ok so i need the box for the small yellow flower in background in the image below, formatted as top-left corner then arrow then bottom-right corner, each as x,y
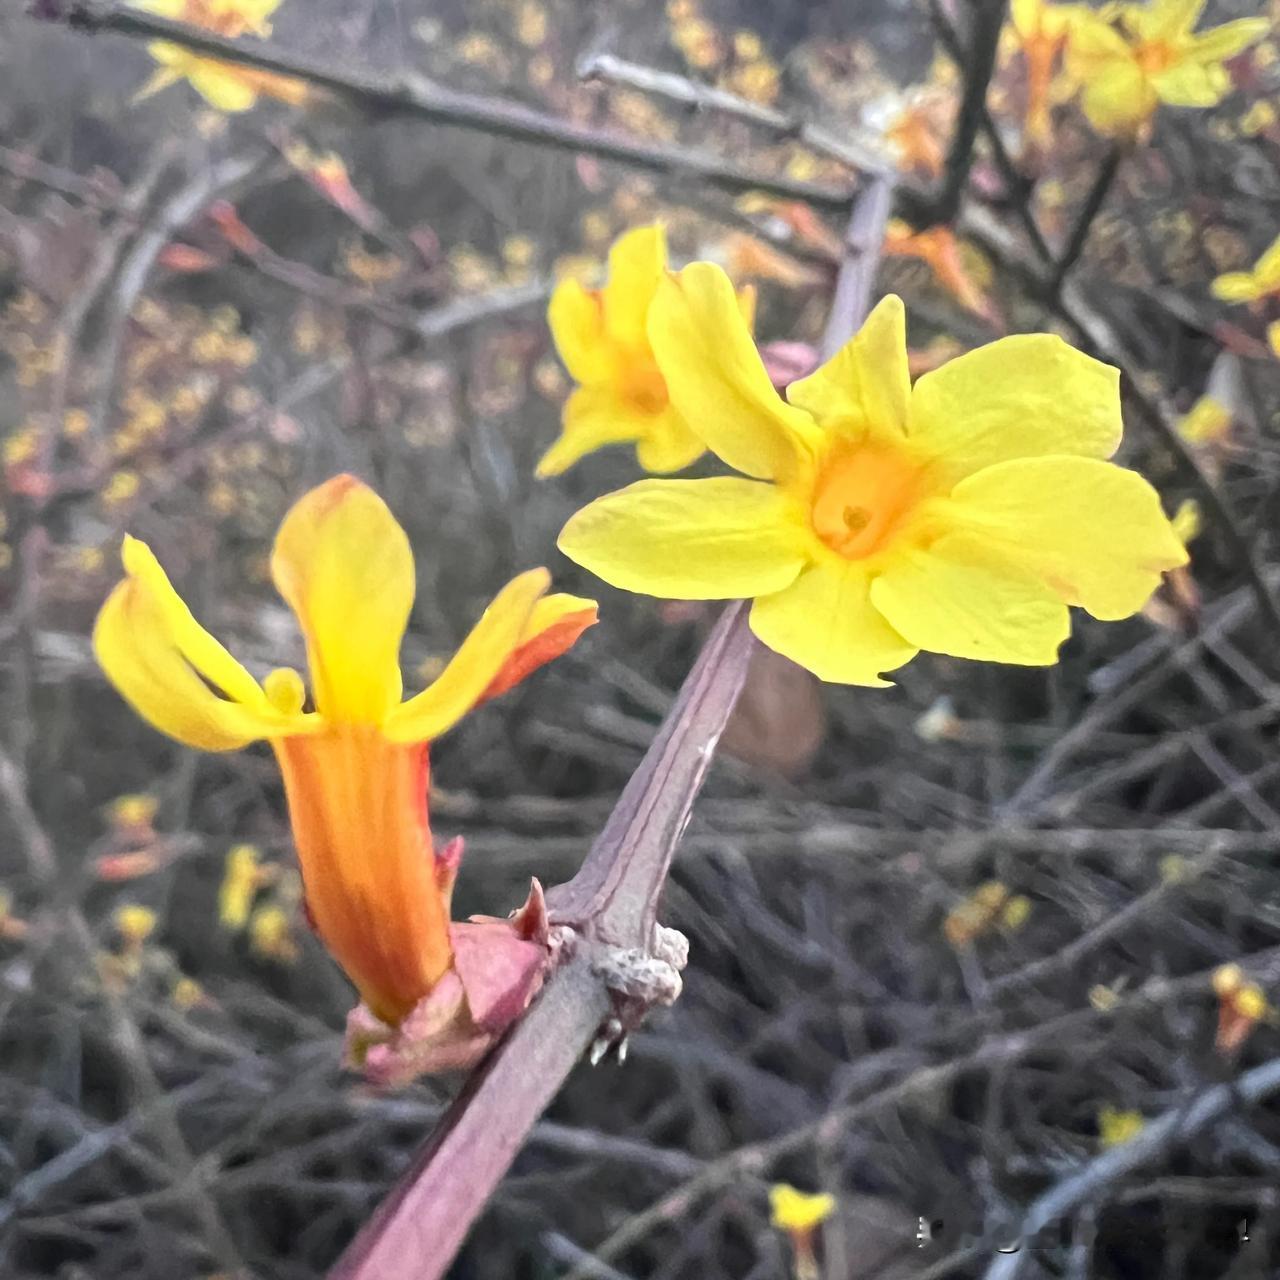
218,843 -> 274,929
559,273 -> 1186,685
1267,320 -> 1280,359
770,1184 -> 835,1280
944,880 -> 1030,945
172,976 -> 207,1009
135,0 -> 310,112
109,792 -> 160,836
1176,394 -> 1233,446
1007,0 -> 1080,147
1211,233 -> 1280,305
94,475 -> 596,1029
1213,963 -> 1272,1055
1098,1105 -> 1145,1147
1170,498 -> 1202,546
540,225 -> 755,477
249,903 -> 299,963
1066,0 -> 1268,136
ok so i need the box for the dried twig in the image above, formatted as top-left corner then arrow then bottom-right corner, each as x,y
27,0 -> 856,212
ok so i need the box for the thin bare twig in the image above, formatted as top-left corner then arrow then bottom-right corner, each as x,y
27,0 -> 858,212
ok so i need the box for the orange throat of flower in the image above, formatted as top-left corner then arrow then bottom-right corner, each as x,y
809,437 -> 928,560
272,726 -> 454,1026
1133,39 -> 1176,76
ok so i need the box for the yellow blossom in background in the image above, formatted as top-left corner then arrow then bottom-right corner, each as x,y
1007,0 -> 1080,147
134,0 -> 311,112
1211,233 -> 1280,304
109,792 -> 160,833
1170,498 -> 1202,546
1213,962 -> 1272,1054
249,904 -> 299,963
1066,0 -> 1268,135
1176,394 -> 1232,445
94,475 -> 596,1025
885,97 -> 948,179
172,976 -> 206,1009
219,843 -> 270,929
115,903 -> 158,946
1268,320 -> 1280,359
540,225 -> 755,477
770,1184 -> 836,1233
770,1184 -> 835,1280
559,276 -> 1186,685
1098,1105 -> 1145,1147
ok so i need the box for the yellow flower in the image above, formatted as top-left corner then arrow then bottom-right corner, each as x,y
135,0 -> 310,112
94,475 -> 596,1024
559,274 -> 1186,685
219,843 -> 268,929
1268,320 -> 1280,359
1176,394 -> 1232,444
1098,1105 -> 1144,1147
1170,498 -> 1202,545
1066,0 -> 1268,135
769,1184 -> 836,1233
115,903 -> 158,945
1211,233 -> 1280,304
539,225 -> 754,477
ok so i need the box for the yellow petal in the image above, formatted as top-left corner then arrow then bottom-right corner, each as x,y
478,592 -> 598,703
187,64 -> 261,112
869,532 -> 1070,665
1210,270 -> 1265,302
786,294 -> 910,438
602,224 -> 666,350
1267,320 -> 1280,359
122,536 -> 273,708
951,456 -> 1188,619
648,262 -> 821,483
633,406 -> 706,473
383,569 -> 550,743
1080,61 -> 1157,133
271,475 -> 415,724
1254,235 -> 1280,286
1150,59 -> 1228,107
547,277 -> 610,385
536,385 -> 656,477
909,335 -> 1122,484
1184,16 -> 1268,61
94,578 -> 293,752
750,558 -> 917,686
557,477 -> 810,599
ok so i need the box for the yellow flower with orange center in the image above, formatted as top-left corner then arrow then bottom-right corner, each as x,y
558,267 -> 1187,685
135,0 -> 310,112
94,475 -> 596,1026
1211,232 -> 1280,305
1065,0 -> 1268,136
539,225 -> 754,477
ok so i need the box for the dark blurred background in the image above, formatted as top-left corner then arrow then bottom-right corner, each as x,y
1,0 -> 1279,1276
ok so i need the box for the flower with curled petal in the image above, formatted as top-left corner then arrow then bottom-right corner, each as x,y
95,475 -> 596,1042
558,267 -> 1186,685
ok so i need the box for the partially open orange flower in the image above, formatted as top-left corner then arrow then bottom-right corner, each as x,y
1007,0 -> 1080,147
94,476 -> 596,1043
883,220 -> 998,325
